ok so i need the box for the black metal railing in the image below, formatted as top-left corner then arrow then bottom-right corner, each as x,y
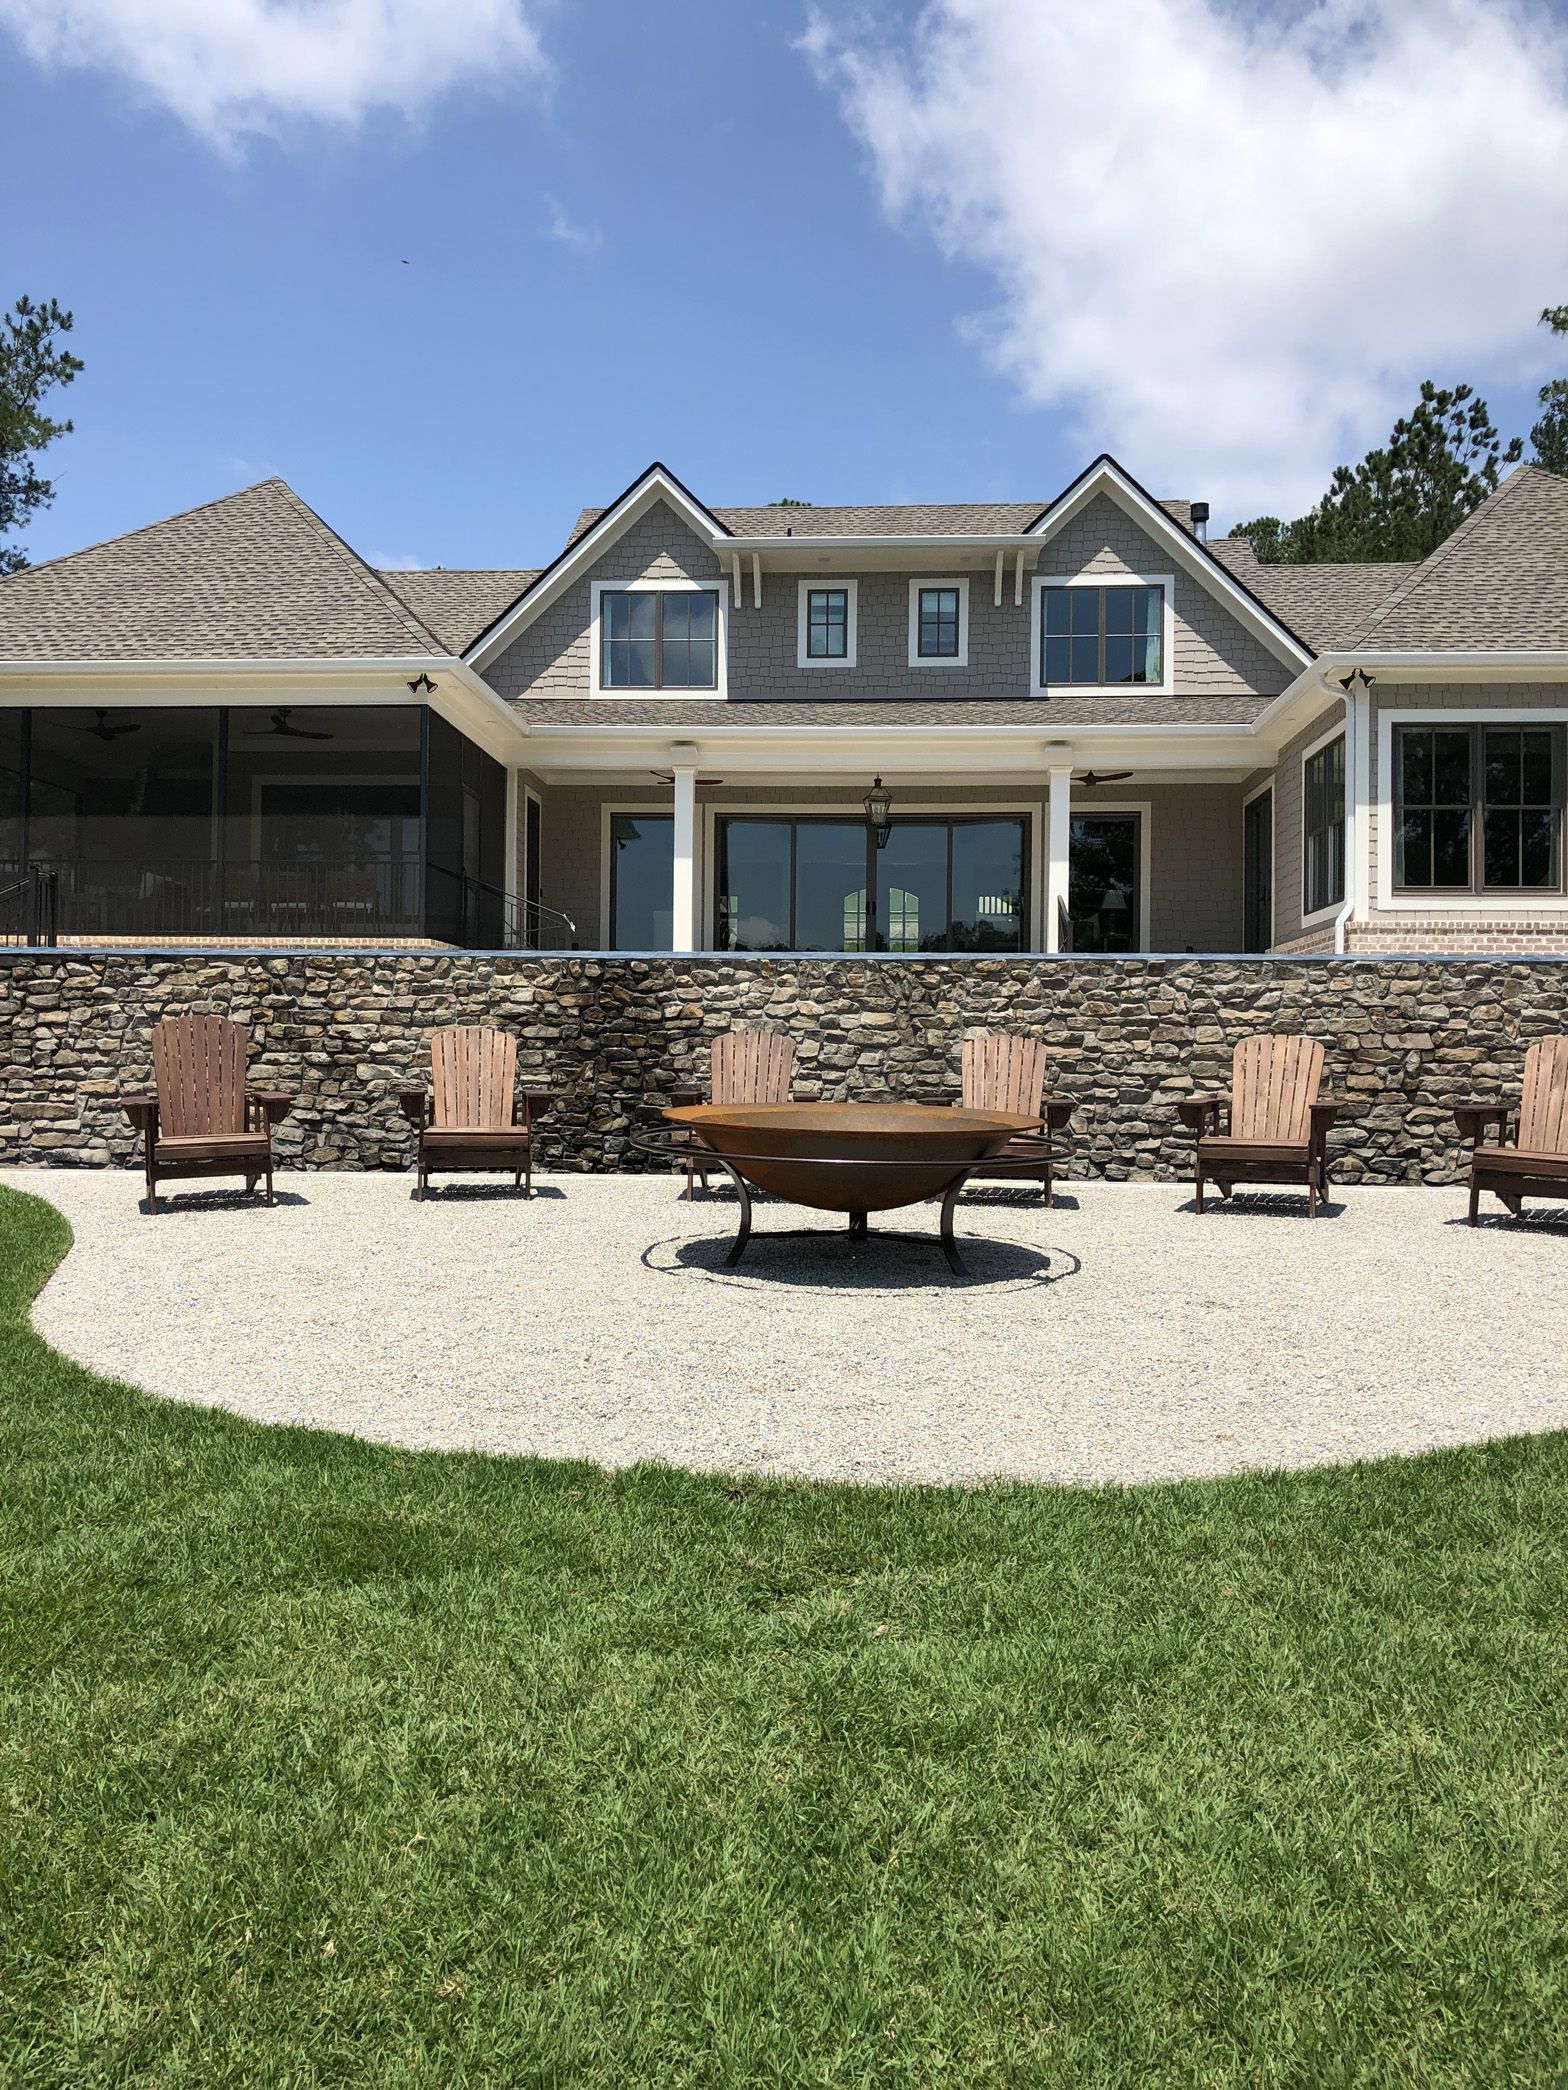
28,858 -> 425,941
449,870 -> 578,950
0,865 -> 58,947
1056,896 -> 1074,953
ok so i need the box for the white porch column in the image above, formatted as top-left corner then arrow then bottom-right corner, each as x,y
670,742 -> 698,953
1046,758 -> 1073,952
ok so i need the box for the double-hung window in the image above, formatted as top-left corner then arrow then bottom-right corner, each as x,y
1303,733 -> 1346,917
796,581 -> 857,667
1039,582 -> 1166,689
1394,722 -> 1564,894
599,588 -> 719,690
907,580 -> 969,666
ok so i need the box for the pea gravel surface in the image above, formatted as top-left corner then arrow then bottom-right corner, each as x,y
8,1166 -> 1567,1487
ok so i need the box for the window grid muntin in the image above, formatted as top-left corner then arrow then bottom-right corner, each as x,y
600,589 -> 719,690
1394,722 -> 1564,894
806,588 -> 849,660
1303,734 -> 1346,916
1042,584 -> 1164,686
917,587 -> 961,659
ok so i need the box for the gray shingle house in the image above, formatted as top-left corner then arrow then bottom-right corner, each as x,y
2,454 -> 1566,956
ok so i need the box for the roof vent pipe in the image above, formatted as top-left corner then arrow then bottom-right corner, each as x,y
1190,501 -> 1210,542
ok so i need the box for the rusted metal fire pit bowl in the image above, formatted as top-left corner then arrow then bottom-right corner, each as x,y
651,1100 -> 1044,1277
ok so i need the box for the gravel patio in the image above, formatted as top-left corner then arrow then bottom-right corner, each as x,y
7,1166 -> 1566,1488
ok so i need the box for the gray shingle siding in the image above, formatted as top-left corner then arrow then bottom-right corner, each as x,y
483,493 -> 1290,715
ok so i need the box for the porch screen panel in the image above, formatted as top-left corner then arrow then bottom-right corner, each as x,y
609,815 -> 673,949
793,822 -> 871,952
950,819 -> 1025,951
29,708 -> 219,936
0,709 -> 21,869
1069,814 -> 1139,952
718,820 -> 792,951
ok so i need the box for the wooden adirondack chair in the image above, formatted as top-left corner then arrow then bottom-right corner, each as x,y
123,1014 -> 292,1213
1455,1036 -> 1568,1223
1177,1033 -> 1338,1217
671,1028 -> 795,1195
957,1032 -> 1074,1204
398,1026 -> 551,1197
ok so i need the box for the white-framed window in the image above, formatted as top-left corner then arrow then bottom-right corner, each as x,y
1030,574 -> 1175,697
1301,727 -> 1346,921
589,577 -> 727,698
907,578 -> 969,667
796,579 -> 858,669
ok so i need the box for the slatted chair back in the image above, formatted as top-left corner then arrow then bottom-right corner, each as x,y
711,1029 -> 794,1107
431,1026 -> 517,1131
1518,1037 -> 1568,1153
961,1032 -> 1047,1117
1230,1033 -> 1323,1145
151,1014 -> 249,1138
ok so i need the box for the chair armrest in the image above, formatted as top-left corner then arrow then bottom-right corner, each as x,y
396,1086 -> 430,1129
517,1087 -> 556,1130
1176,1095 -> 1227,1133
252,1090 -> 293,1129
123,1094 -> 158,1140
1452,1102 -> 1511,1147
1310,1100 -> 1341,1128
1041,1094 -> 1076,1134
668,1085 -> 705,1109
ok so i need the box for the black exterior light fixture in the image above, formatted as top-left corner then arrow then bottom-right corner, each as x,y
863,774 -> 893,849
407,672 -> 437,696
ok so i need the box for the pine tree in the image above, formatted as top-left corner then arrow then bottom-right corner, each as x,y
0,296 -> 84,577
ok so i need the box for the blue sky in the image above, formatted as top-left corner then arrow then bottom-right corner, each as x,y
4,0 -> 1565,574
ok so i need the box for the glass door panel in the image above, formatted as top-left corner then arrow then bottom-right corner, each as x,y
718,819 -> 793,951
1070,814 -> 1140,952
875,821 -> 948,952
951,818 -> 1025,951
794,821 -> 870,951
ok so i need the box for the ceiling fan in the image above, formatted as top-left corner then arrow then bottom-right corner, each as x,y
1074,769 -> 1134,788
65,708 -> 142,742
243,707 -> 335,741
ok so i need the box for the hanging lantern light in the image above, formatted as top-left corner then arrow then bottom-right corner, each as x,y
863,774 -> 893,849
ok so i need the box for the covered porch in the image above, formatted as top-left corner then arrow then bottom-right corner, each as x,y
522,729 -> 1274,956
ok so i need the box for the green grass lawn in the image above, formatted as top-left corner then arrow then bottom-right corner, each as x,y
3,1183 -> 1568,2086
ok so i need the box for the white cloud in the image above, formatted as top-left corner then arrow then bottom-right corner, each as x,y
0,0 -> 546,147
803,0 -> 1568,519
545,195 -> 602,252
369,549 -> 426,570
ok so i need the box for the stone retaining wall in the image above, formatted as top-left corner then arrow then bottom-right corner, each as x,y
3,952 -> 1566,1184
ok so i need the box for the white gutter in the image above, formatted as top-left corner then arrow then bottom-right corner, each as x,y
1332,675 -> 1361,955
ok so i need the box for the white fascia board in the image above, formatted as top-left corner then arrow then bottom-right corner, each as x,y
1251,649 -> 1568,747
1027,458 -> 1314,675
465,467 -> 728,671
720,533 -> 1044,553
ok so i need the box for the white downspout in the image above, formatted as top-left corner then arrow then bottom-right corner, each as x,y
1332,669 -> 1370,955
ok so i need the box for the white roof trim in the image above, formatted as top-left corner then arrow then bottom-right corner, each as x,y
1026,457 -> 1314,676
464,465 -> 727,671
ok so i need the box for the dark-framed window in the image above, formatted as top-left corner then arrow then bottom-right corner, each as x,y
1394,722 -> 1565,894
1041,584 -> 1165,687
716,813 -> 1027,953
1303,734 -> 1346,916
915,586 -> 962,660
608,814 -> 674,947
1069,813 -> 1141,952
805,587 -> 849,660
599,589 -> 719,690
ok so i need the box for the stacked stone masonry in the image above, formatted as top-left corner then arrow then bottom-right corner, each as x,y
4,953 -> 1565,1185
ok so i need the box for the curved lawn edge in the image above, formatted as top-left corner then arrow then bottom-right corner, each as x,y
4,1180 -> 1568,2083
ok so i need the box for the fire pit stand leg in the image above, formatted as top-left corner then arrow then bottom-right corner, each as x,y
704,1154 -> 752,1267
940,1173 -> 974,1279
848,1210 -> 868,1240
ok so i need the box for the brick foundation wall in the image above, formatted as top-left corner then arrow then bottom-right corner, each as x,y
4,952 -> 1566,1185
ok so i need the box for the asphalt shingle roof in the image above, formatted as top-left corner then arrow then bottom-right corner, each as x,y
1208,539 -> 1416,651
379,568 -> 539,653
1352,465 -> 1568,650
568,499 -> 1196,544
0,479 -> 445,662
506,694 -> 1269,730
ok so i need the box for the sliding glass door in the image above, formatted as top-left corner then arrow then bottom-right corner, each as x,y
716,814 -> 1027,953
